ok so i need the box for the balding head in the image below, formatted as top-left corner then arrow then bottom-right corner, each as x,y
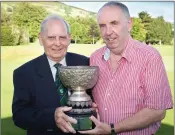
40,14 -> 70,34
98,1 -> 130,20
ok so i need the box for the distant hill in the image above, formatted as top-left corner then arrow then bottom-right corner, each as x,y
1,1 -> 97,18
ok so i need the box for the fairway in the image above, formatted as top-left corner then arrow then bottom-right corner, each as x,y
1,43 -> 174,135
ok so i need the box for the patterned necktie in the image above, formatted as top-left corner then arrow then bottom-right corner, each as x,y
54,63 -> 68,106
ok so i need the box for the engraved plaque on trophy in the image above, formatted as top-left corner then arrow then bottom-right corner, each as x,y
59,66 -> 99,131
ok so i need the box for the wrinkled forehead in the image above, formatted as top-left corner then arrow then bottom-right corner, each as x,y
44,20 -> 68,36
97,6 -> 125,23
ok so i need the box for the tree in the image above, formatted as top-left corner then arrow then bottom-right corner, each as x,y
71,21 -> 83,44
88,18 -> 100,44
66,16 -> 100,44
1,8 -> 12,26
66,16 -> 84,44
64,6 -> 72,17
138,11 -> 153,43
131,18 -> 146,42
1,25 -> 16,46
146,16 -> 173,44
13,2 -> 48,43
138,11 -> 152,29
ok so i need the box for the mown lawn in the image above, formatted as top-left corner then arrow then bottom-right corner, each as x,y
1,43 -> 174,135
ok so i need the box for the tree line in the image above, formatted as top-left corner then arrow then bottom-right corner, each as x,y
1,2 -> 174,46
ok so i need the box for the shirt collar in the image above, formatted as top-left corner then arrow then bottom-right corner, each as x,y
47,57 -> 67,68
103,36 -> 133,63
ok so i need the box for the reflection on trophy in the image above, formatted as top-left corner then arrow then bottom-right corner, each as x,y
59,66 -> 99,131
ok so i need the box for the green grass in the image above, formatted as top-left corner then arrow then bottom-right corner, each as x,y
1,43 -> 174,135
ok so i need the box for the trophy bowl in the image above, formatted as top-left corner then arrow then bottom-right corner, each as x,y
59,66 -> 99,90
59,66 -> 99,130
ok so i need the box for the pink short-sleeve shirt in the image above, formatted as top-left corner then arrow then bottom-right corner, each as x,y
90,37 -> 173,135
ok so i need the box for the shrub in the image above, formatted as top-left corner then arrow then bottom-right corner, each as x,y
1,25 -> 16,46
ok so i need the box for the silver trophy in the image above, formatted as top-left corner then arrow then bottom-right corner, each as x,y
59,66 -> 99,131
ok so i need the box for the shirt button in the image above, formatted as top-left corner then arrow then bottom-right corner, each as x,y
105,108 -> 107,110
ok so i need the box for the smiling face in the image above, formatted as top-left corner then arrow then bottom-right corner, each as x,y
39,19 -> 71,62
97,5 -> 132,52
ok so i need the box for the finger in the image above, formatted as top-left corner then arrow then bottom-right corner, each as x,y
91,103 -> 99,114
63,115 -> 77,124
89,116 -> 100,125
59,124 -> 69,133
59,119 -> 76,133
92,102 -> 97,108
97,113 -> 100,121
68,122 -> 76,134
96,108 -> 99,113
61,106 -> 72,112
63,121 -> 76,133
69,116 -> 77,124
55,107 -> 71,119
78,129 -> 95,134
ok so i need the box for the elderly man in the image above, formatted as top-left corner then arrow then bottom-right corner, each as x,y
12,14 -> 90,135
79,1 -> 173,135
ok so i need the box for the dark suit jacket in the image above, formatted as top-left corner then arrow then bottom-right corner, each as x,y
12,52 -> 90,135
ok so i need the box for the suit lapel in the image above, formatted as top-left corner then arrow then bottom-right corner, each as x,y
66,53 -> 71,66
36,54 -> 60,106
66,53 -> 74,66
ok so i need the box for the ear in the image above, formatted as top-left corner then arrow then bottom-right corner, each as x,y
38,33 -> 43,46
128,17 -> 133,32
67,34 -> 72,45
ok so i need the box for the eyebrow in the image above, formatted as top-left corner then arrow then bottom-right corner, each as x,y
110,20 -> 119,24
99,23 -> 105,26
47,36 -> 55,38
99,20 -> 119,26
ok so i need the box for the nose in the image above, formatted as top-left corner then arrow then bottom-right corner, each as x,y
54,37 -> 61,46
106,26 -> 113,36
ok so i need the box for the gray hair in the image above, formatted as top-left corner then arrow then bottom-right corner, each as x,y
98,1 -> 130,19
40,14 -> 70,34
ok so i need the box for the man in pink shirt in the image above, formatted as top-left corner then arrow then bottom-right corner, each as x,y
79,1 -> 173,135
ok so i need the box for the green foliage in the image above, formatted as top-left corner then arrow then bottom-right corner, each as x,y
64,6 -> 72,16
1,7 -> 12,26
138,11 -> 173,45
1,2 -> 173,45
66,16 -> 100,44
16,26 -> 29,45
138,11 -> 153,29
13,2 -> 48,43
147,16 -> 173,44
131,18 -> 146,42
1,25 -> 16,46
88,18 -> 100,44
66,16 -> 82,43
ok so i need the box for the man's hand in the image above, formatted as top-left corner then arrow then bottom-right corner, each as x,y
78,116 -> 111,135
92,102 -> 100,120
54,106 -> 77,134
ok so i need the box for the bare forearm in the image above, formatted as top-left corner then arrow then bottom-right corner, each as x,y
115,108 -> 165,133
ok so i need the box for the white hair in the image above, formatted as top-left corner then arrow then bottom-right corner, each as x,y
40,14 -> 70,34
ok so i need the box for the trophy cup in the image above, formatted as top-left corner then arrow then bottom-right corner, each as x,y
59,66 -> 99,131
